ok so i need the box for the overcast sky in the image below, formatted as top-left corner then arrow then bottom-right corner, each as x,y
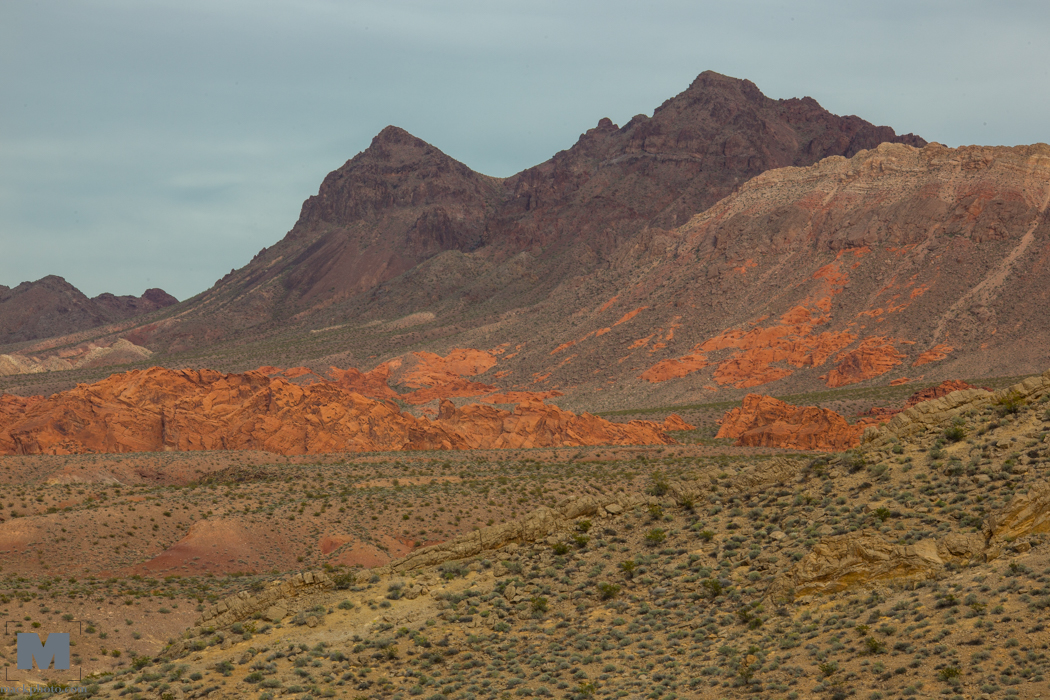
2,1 -> 1048,300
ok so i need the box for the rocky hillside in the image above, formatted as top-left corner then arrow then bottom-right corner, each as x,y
0,275 -> 176,345
52,369 -> 1050,700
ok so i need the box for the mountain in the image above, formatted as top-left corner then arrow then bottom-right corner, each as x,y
131,71 -> 923,348
16,74 -> 1049,409
0,275 -> 177,345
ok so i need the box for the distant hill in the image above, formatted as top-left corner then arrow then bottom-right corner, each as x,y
0,275 -> 176,344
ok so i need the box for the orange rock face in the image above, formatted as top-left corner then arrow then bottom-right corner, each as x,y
821,337 -> 905,388
640,353 -> 709,382
330,348 -> 499,404
641,296 -> 856,388
0,394 -> 43,425
0,366 -> 675,456
913,344 -> 954,367
716,394 -> 865,451
661,415 -> 696,432
432,399 -> 674,450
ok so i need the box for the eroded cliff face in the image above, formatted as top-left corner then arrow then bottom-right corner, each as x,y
0,366 -> 679,456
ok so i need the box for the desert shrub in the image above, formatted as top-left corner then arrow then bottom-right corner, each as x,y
944,425 -> 966,443
439,562 -> 467,580
597,583 -> 621,600
864,637 -> 886,654
701,578 -> 724,599
844,450 -> 867,473
645,529 -> 666,546
994,391 -> 1025,416
808,458 -> 829,478
552,542 -> 570,555
332,571 -> 356,590
619,560 -> 637,579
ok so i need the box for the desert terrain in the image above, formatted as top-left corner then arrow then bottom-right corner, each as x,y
0,371 -> 1046,700
1,70 -> 1049,700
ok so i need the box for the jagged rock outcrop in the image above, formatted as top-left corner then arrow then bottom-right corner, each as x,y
717,394 -> 865,450
985,480 -> 1050,546
859,379 -> 987,420
0,366 -> 676,456
771,529 -> 986,598
163,570 -> 334,653
0,338 -> 153,377
774,477 -> 1050,599
864,369 -> 1050,445
729,456 -> 808,492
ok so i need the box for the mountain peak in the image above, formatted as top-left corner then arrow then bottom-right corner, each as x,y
370,125 -> 426,148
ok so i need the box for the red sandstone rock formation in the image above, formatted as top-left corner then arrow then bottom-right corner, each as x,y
0,366 -> 675,456
904,379 -> 981,407
661,415 -> 696,432
821,337 -> 905,388
716,394 -> 865,451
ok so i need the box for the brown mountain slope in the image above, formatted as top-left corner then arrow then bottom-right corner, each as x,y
124,71 -> 922,351
455,141 -> 1049,410
298,141 -> 1050,412
0,275 -> 176,344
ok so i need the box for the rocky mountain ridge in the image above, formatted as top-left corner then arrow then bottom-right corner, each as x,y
110,71 -> 924,353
